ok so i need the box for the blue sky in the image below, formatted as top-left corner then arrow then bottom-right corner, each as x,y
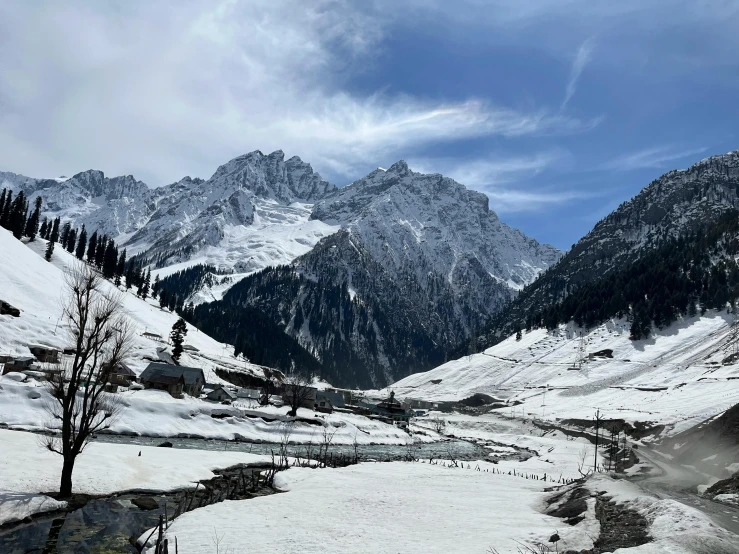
1,1 -> 738,250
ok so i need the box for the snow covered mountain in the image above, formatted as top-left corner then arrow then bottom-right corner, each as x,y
0,150 -> 339,286
2,152 -> 560,387
480,150 -> 739,346
201,161 -> 561,388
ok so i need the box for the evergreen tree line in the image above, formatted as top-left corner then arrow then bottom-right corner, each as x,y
155,264 -> 231,303
0,187 -> 162,304
0,188 -> 43,242
518,210 -> 739,340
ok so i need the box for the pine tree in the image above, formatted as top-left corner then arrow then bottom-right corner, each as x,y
65,228 -> 77,253
45,218 -> 60,261
102,239 -> 118,278
9,191 -> 27,239
115,249 -> 126,286
138,268 -> 151,300
125,261 -> 135,290
87,231 -> 98,263
0,189 -> 5,222
94,235 -> 107,268
515,325 -> 522,341
0,190 -> 12,228
152,274 -> 160,299
59,221 -> 71,248
25,196 -> 42,241
170,318 -> 188,363
75,225 -> 87,260
39,218 -> 48,239
159,289 -> 168,309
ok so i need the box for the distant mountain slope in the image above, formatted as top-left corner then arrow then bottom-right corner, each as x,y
386,311 -> 739,437
478,150 -> 739,348
197,162 -> 561,388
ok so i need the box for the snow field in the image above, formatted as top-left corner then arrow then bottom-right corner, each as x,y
149,462 -> 596,554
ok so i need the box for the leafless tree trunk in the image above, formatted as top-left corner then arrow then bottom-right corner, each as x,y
283,372 -> 313,417
42,263 -> 133,497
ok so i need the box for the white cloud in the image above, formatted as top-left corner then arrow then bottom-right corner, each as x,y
0,0 -> 598,187
602,145 -> 709,171
561,38 -> 595,110
409,151 -> 599,212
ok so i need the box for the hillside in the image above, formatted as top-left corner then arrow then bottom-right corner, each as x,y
479,150 -> 739,347
386,311 -> 739,437
0,226 -> 269,386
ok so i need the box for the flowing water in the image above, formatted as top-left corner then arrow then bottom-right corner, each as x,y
0,436 -> 491,553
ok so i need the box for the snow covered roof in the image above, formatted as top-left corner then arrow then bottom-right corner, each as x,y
207,386 -> 236,400
140,362 -> 204,386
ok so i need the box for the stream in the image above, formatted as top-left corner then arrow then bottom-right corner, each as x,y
0,436 -> 492,553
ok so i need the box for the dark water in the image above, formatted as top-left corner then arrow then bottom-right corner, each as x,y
0,437 -> 489,553
0,494 -> 179,554
92,434 -> 490,462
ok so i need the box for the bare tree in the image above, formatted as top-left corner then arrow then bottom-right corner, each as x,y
430,416 -> 446,435
282,372 -> 314,417
43,263 -> 134,497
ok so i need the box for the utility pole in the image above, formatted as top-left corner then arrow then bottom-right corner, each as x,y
577,333 -> 586,371
593,409 -> 602,473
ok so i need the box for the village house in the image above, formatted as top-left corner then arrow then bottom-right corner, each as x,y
314,393 -> 334,414
2,356 -> 36,375
206,385 -> 236,403
139,362 -> 205,398
104,361 -> 137,391
28,346 -> 61,363
316,390 -> 345,410
281,383 -> 318,410
370,391 -> 412,428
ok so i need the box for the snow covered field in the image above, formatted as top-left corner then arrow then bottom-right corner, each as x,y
388,315 -> 739,436
149,462 -> 595,554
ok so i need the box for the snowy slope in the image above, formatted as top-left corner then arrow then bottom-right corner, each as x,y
312,161 -> 561,293
0,226 -> 268,385
386,313 -> 739,435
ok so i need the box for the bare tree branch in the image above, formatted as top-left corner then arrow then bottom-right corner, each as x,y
41,262 -> 134,497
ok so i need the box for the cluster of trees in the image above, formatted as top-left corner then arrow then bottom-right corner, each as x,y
519,211 -> 739,340
0,188 -> 43,242
187,301 -> 323,374
155,264 -> 231,301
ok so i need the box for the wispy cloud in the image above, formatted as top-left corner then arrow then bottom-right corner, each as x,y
0,0 -> 599,187
561,38 -> 595,110
409,151 -> 601,212
602,145 -> 709,171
